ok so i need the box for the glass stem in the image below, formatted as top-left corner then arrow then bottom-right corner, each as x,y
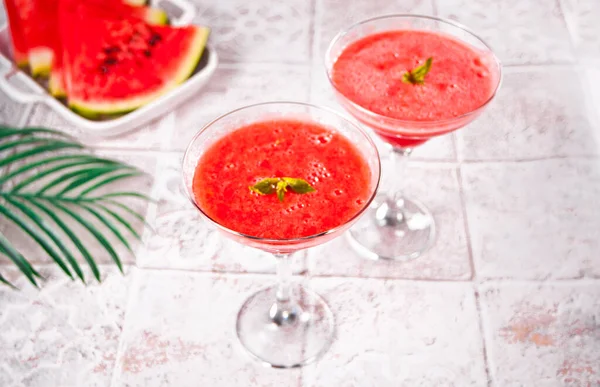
388,146 -> 412,204
270,253 -> 299,326
275,253 -> 292,302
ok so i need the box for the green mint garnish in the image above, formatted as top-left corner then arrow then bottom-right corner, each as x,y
250,177 -> 316,202
402,57 -> 433,85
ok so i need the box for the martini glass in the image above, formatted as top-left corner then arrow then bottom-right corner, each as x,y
182,102 -> 381,368
325,14 -> 502,261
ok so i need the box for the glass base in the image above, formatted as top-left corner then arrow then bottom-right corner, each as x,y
236,284 -> 335,368
347,194 -> 435,261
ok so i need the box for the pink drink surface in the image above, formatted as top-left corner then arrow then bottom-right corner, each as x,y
332,30 -> 496,122
192,119 -> 372,239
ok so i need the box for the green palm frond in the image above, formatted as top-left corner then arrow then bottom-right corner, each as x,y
0,126 -> 152,288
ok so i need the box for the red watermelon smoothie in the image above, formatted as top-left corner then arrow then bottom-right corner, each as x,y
331,30 -> 498,148
192,119 -> 372,239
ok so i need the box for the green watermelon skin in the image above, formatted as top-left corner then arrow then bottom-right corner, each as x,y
61,3 -> 209,116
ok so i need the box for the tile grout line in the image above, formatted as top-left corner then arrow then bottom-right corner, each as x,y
7,262 -> 600,284
109,267 -> 142,387
430,0 -> 438,16
455,160 -> 493,385
305,0 -> 318,106
555,0 -> 577,59
115,266 -> 600,284
89,145 -> 600,166
16,102 -> 34,129
211,60 -> 588,70
309,0 -> 324,106
454,165 -> 475,281
473,285 -> 493,387
133,265 -> 473,282
459,154 -> 600,163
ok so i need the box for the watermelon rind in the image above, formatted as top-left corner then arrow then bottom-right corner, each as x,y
147,8 -> 169,25
49,72 -> 67,98
69,26 -> 210,117
125,0 -> 147,5
29,48 -> 53,76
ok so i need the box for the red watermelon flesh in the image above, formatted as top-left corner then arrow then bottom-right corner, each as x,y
26,0 -> 61,77
61,4 -> 209,116
3,0 -> 33,66
50,0 -> 168,97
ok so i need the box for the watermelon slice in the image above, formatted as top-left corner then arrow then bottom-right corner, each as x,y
3,0 -> 30,66
60,4 -> 209,117
25,0 -> 60,76
50,0 -> 168,97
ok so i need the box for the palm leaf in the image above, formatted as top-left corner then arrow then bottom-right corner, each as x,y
94,192 -> 155,202
83,205 -> 133,252
103,199 -> 154,233
5,196 -> 85,282
36,167 -> 102,194
0,272 -> 17,289
48,200 -> 124,273
29,198 -> 99,282
0,155 -> 119,187
0,126 -> 153,287
0,202 -> 73,279
0,141 -> 84,168
97,204 -> 141,240
8,157 -> 122,192
58,166 -> 136,196
79,172 -> 143,197
0,126 -> 73,140
0,137 -> 57,152
0,232 -> 42,287
103,200 -> 148,223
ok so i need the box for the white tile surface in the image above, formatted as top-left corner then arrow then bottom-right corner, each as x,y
462,159 -> 600,280
480,281 -> 600,386
0,266 -> 131,387
560,0 -> 600,61
193,0 -> 313,64
436,0 -> 575,65
111,270 -> 300,387
302,278 -> 487,386
457,67 -> 600,161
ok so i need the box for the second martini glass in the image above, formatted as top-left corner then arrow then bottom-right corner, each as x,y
325,15 -> 502,261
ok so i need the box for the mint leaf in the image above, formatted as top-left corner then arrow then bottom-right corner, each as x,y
249,178 -> 279,195
283,177 -> 316,194
276,180 -> 288,202
249,177 -> 315,202
402,57 -> 433,85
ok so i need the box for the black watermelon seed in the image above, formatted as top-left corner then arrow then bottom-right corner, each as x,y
103,46 -> 119,54
104,57 -> 118,65
149,34 -> 162,46
99,65 -> 109,74
143,50 -> 152,57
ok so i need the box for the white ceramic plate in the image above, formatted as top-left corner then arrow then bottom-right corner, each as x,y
0,0 -> 218,137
